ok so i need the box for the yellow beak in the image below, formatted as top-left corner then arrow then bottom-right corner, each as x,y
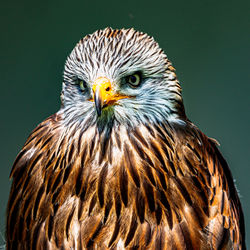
92,77 -> 128,116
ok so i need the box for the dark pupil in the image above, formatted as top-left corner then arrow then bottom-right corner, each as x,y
80,80 -> 86,88
130,75 -> 137,83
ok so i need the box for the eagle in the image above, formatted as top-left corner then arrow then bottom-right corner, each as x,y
6,28 -> 246,249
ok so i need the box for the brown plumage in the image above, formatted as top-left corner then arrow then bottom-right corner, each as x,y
6,28 -> 245,249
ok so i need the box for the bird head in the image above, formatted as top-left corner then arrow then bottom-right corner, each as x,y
61,28 -> 185,129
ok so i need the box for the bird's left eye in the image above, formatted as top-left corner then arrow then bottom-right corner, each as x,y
126,73 -> 141,87
78,79 -> 87,90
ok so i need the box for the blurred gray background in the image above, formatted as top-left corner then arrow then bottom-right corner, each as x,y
0,0 -> 249,247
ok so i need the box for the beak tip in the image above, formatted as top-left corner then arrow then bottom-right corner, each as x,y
94,90 -> 103,117
96,107 -> 102,117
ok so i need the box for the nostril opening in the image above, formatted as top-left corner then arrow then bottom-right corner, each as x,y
106,87 -> 110,91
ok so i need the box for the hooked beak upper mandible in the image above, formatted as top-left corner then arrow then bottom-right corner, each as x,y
92,77 -> 128,116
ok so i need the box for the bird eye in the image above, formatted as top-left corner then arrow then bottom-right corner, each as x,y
126,73 -> 141,87
78,79 -> 87,90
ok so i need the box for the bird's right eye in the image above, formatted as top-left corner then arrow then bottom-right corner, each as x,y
77,79 -> 87,91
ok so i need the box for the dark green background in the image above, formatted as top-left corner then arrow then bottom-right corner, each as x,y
1,0 -> 249,247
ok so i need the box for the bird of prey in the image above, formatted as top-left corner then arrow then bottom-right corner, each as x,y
6,28 -> 245,249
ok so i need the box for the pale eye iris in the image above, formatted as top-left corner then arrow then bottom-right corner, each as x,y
79,80 -> 87,90
127,73 -> 141,87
